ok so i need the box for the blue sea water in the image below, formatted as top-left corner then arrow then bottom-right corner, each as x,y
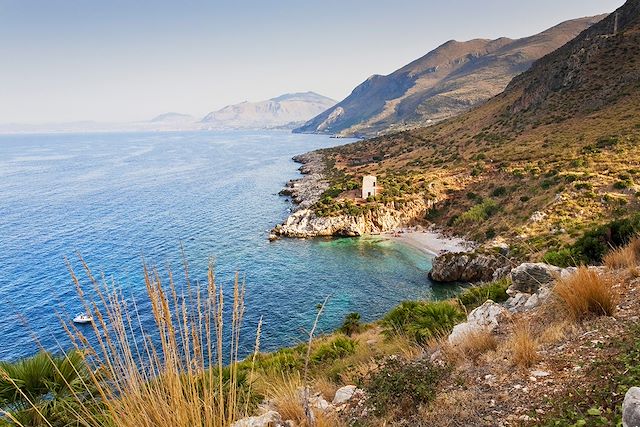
0,130 -> 451,361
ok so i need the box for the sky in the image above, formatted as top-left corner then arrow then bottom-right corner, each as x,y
0,0 -> 626,124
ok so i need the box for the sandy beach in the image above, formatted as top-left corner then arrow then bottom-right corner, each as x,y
381,226 -> 473,256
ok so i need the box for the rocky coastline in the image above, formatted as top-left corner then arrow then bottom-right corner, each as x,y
273,152 -> 439,239
277,152 -> 329,211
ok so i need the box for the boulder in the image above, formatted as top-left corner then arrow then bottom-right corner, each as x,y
623,387 -> 640,427
510,263 -> 561,294
505,292 -> 530,312
232,411 -> 283,427
430,252 -> 507,283
448,300 -> 510,345
332,385 -> 359,405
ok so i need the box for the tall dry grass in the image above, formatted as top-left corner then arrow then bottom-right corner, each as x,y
508,322 -> 538,368
553,267 -> 617,320
27,258 -> 258,427
603,237 -> 640,271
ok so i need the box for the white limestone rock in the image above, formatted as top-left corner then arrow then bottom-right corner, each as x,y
448,300 -> 510,345
232,411 -> 283,427
332,385 -> 359,405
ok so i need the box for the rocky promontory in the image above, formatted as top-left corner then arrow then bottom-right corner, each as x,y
274,150 -> 439,238
272,198 -> 435,238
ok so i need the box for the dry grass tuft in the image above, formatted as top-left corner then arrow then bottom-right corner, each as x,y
456,329 -> 498,362
553,267 -> 617,320
265,374 -> 346,427
538,320 -> 574,345
604,237 -> 640,272
266,374 -> 307,424
314,377 -> 339,402
508,322 -> 538,368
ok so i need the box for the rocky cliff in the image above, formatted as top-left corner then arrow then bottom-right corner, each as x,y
272,198 -> 434,238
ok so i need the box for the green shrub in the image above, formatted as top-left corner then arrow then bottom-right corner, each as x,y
614,180 -> 632,190
339,312 -> 362,336
456,199 -> 499,224
548,214 -> 640,265
382,301 -> 465,344
253,347 -> 304,373
542,248 -> 577,267
491,186 -> 508,197
458,278 -> 511,311
310,335 -> 357,363
574,181 -> 592,190
362,357 -> 446,418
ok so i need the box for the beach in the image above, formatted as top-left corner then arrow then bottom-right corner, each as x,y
382,226 -> 472,256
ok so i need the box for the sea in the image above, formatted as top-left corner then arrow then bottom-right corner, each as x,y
0,130 -> 453,361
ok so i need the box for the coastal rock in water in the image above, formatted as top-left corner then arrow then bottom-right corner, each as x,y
448,300 -> 510,345
510,263 -> 561,294
623,387 -> 640,427
430,252 -> 506,283
273,199 -> 433,238
231,411 -> 283,427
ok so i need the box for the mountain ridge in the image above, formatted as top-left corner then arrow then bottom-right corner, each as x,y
294,15 -> 605,137
201,92 -> 336,130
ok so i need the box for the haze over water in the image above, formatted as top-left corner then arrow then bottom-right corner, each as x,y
0,130 -> 448,360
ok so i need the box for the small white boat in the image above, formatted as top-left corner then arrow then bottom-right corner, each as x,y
73,313 -> 93,324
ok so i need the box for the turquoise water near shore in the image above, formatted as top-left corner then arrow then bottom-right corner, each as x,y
0,130 -> 452,360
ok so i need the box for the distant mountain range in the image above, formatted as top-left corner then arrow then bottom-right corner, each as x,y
0,92 -> 336,134
294,15 -> 605,137
200,92 -> 336,130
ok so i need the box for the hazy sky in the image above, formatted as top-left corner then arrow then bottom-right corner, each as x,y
0,0 -> 625,123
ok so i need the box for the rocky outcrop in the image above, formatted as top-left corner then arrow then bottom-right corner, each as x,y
279,152 -> 329,211
448,300 -> 510,345
509,263 -> 562,293
273,198 -> 433,238
429,252 -> 508,283
623,387 -> 640,427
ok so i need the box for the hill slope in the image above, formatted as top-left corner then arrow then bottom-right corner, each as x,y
294,16 -> 604,138
201,92 -> 336,130
297,0 -> 640,257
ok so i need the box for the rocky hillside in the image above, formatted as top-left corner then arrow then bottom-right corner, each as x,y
307,0 -> 640,258
201,92 -> 336,130
294,16 -> 603,138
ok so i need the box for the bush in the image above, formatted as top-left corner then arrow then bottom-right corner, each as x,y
457,278 -> 510,311
338,312 -> 362,336
574,181 -> 592,190
382,301 -> 465,344
310,336 -> 357,363
362,357 -> 446,418
543,248 -> 577,267
491,186 -> 508,197
455,199 -> 499,224
614,180 -> 632,190
572,214 -> 640,264
547,214 -> 640,265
